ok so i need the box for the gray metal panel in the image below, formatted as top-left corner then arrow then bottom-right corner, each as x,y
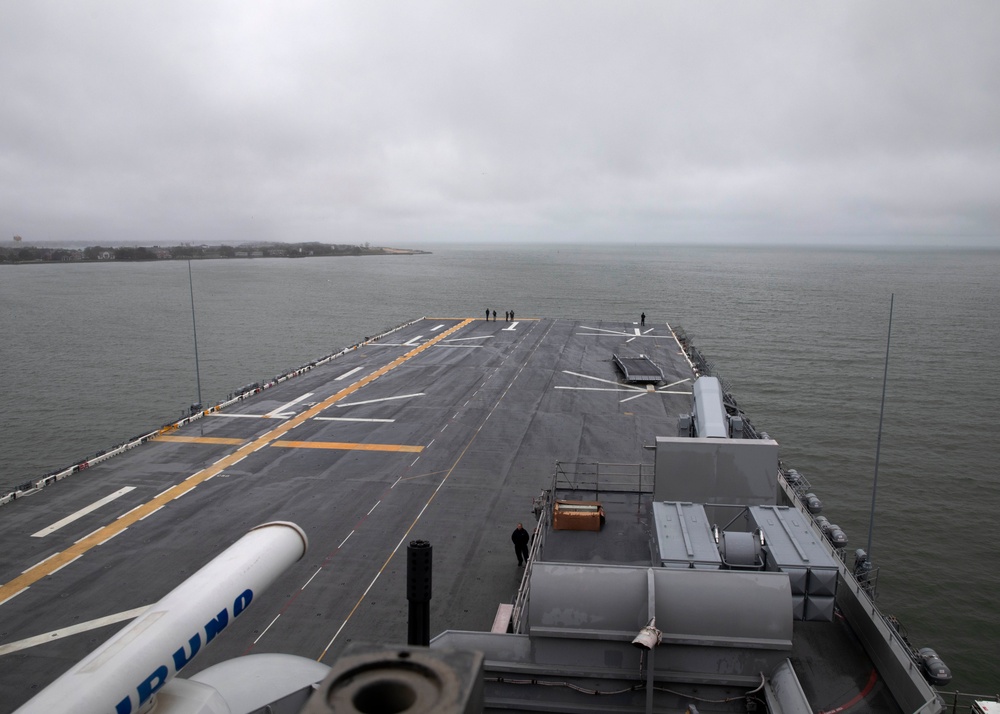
692,376 -> 728,438
651,567 -> 793,648
652,502 -> 721,569
653,437 -> 779,505
613,354 -> 664,383
751,505 -> 840,621
527,563 -> 793,649
751,505 -> 833,569
765,659 -> 813,714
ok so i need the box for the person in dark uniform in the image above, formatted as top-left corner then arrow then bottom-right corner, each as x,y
492,309 -> 497,321
640,312 -> 645,326
511,523 -> 530,566
510,309 -> 514,320
486,308 -> 490,321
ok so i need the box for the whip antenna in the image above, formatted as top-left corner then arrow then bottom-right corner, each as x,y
866,293 -> 893,559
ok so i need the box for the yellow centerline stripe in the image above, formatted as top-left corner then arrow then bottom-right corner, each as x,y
0,318 -> 473,606
154,436 -> 246,445
271,441 -> 423,453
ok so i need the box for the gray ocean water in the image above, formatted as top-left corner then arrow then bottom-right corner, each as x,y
1,245 -> 998,694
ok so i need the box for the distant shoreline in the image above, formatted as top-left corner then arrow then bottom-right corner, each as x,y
0,242 -> 430,264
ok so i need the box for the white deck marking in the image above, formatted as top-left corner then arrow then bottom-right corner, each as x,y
254,613 -> 281,644
403,335 -> 424,346
0,606 -> 148,655
302,567 -> 323,591
562,370 -> 644,390
32,487 -> 137,538
0,587 -> 29,607
430,324 -> 446,331
555,386 -> 643,392
264,393 -> 314,418
338,531 -> 355,548
49,554 -> 83,575
98,529 -> 125,546
576,326 -> 634,336
24,552 -> 62,573
502,321 -> 520,331
443,335 -> 492,341
74,527 -> 103,545
634,327 -> 641,335
335,366 -> 363,381
336,393 -> 424,408
313,416 -> 395,423
367,501 -> 381,515
138,505 -> 164,521
211,413 -> 281,419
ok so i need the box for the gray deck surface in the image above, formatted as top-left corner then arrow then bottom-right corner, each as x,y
0,318 -> 696,712
0,317 -> 915,714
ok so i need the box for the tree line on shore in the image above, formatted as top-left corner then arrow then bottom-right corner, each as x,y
0,242 -> 425,263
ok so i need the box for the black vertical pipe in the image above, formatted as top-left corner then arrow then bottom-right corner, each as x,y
407,540 -> 432,646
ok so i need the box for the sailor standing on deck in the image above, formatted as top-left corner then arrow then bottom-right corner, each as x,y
641,312 -> 645,326
511,523 -> 530,566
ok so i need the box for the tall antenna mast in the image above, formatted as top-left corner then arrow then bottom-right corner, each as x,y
188,259 -> 203,411
866,293 -> 894,558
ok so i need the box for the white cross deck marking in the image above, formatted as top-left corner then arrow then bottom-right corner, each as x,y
0,607 -> 149,655
32,487 -> 137,538
264,393 -> 314,418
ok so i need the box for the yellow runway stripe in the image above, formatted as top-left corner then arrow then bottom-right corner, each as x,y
0,318 -> 473,607
271,440 -> 423,453
155,436 -> 246,445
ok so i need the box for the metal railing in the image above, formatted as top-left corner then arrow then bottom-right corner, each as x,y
936,690 -> 1000,714
553,461 -> 654,497
510,498 -> 549,634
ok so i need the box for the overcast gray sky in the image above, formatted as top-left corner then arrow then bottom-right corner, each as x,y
3,2 -> 998,247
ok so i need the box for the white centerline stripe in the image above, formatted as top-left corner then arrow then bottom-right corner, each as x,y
336,393 -> 424,408
403,335 -> 424,346
335,367 -> 363,381
431,324 -> 446,331
32,487 -> 137,538
302,568 -> 323,591
314,417 -> 395,423
254,613 -> 281,644
339,531 -> 355,548
367,501 -> 381,515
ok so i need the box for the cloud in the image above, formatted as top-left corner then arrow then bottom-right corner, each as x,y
2,1 -> 999,246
